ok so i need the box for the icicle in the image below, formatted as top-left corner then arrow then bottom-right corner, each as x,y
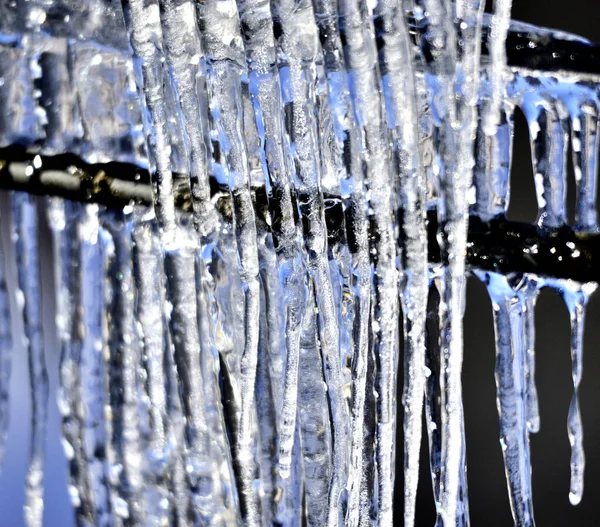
271,0 -> 350,522
79,204 -> 113,525
307,0 -> 374,522
473,102 -> 515,221
196,242 -> 242,523
158,0 -> 214,225
424,276 -> 470,526
11,192 -> 49,527
120,0 -> 177,240
476,271 -> 535,526
418,0 -> 485,522
358,328 -> 377,527
374,1 -> 429,524
0,204 -> 11,473
345,237 -> 372,527
130,211 -> 173,526
121,0 -> 225,521
522,98 -> 568,229
308,6 -> 355,407
523,277 -> 541,434
242,81 -> 284,523
424,280 -> 443,509
47,198 -> 96,523
101,210 -> 145,524
567,99 -> 599,232
482,0 -> 512,137
196,0 -> 262,522
336,0 -> 399,520
163,224 -> 218,524
559,280 -> 597,506
297,287 -> 331,527
233,0 -> 309,500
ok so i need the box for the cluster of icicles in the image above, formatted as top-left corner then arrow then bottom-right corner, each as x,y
0,0 -> 598,524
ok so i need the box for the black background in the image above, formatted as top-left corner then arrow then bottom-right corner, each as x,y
400,1 -> 600,525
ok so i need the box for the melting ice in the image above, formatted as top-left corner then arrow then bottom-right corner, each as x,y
0,0 -> 597,525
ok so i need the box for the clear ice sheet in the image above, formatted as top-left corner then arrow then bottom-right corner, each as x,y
0,0 -> 598,525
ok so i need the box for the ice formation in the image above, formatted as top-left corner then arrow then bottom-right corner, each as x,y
0,0 -> 597,525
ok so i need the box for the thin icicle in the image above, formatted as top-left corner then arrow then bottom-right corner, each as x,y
131,211 -> 173,526
78,205 -> 113,525
482,0 -> 512,136
374,1 -> 429,524
476,271 -> 535,527
197,242 -> 242,523
523,276 -> 541,434
47,199 -> 96,524
121,0 -> 177,240
101,210 -> 145,524
11,192 -> 49,527
358,326 -> 377,527
159,0 -> 214,225
271,0 -> 350,522
233,0 -> 309,493
445,1 -> 486,522
197,0 -> 262,521
560,280 -> 597,506
425,274 -> 470,526
243,83 -> 283,524
568,100 -> 599,232
0,204 -> 11,473
424,279 -> 443,505
336,0 -> 399,520
522,99 -> 568,229
297,287 -> 331,527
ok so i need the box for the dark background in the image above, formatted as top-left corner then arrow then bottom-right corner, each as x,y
404,1 -> 600,525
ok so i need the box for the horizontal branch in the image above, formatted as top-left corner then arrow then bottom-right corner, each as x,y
0,147 -> 596,282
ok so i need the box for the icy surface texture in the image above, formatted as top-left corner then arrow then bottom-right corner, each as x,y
0,0 -> 599,525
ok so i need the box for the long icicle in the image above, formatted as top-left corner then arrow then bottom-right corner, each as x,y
297,285 -> 332,527
11,192 -> 49,527
523,277 -> 541,434
47,199 -> 97,523
374,0 -> 429,523
306,0 -> 373,521
101,210 -> 145,524
121,1 -> 219,523
560,281 -> 597,506
196,241 -> 242,524
233,0 -> 309,496
0,202 -> 12,474
131,211 -> 173,526
482,0 -> 512,136
79,205 -> 114,524
336,0 -> 399,521
196,0 -> 262,521
417,0 -> 485,521
476,271 -> 535,526
271,0 -> 350,522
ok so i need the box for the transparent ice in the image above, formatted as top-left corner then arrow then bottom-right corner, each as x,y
0,0 -> 598,525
